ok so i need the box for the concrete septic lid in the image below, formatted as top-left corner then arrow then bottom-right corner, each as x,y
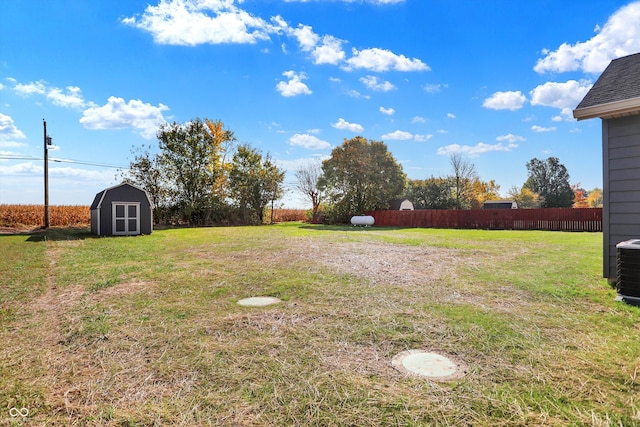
237,296 -> 282,307
392,350 -> 467,381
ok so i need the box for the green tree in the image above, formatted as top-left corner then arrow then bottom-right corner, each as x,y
320,136 -> 406,222
229,144 -> 285,224
156,118 -> 235,223
523,157 -> 574,208
406,178 -> 455,209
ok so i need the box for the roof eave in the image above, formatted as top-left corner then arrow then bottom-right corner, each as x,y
573,96 -> 640,121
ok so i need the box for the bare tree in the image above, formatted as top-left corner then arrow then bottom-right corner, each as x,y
449,153 -> 478,209
294,162 -> 324,222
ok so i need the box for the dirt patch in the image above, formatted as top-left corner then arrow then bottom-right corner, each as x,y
297,240 -> 460,287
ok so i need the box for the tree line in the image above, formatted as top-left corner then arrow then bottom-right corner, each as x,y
124,119 -> 602,226
296,137 -> 602,223
123,118 -> 284,225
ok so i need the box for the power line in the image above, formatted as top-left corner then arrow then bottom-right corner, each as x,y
0,155 -> 128,169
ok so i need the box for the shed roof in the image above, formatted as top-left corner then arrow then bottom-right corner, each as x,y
90,182 -> 152,210
574,52 -> 640,120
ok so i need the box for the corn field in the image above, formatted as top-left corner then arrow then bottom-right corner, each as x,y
0,205 -> 90,227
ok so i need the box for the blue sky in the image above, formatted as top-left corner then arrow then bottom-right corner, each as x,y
1,0 -> 639,208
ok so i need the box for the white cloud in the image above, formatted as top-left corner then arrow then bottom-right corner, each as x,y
531,125 -> 557,132
360,75 -> 395,92
413,134 -> 433,142
529,80 -> 593,121
534,2 -> 640,74
288,133 -> 331,150
382,130 -> 432,142
0,161 -> 42,174
332,118 -> 364,132
0,113 -> 26,145
437,142 -> 517,157
379,106 -> 395,115
312,35 -> 345,65
411,116 -> 426,124
497,133 -> 525,143
276,70 -> 312,97
47,86 -> 86,110
13,80 -> 47,96
347,89 -> 369,99
10,79 -> 88,110
344,47 -> 429,72
447,113 -> 456,119
122,0 -> 279,46
382,130 -> 413,140
483,91 -> 527,111
424,83 -> 447,93
79,96 -> 170,139
291,24 -> 319,51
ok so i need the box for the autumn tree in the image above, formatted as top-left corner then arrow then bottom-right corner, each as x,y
507,186 -> 541,208
294,162 -> 324,222
587,187 -> 603,208
469,178 -> 501,209
523,157 -> 574,208
320,136 -> 406,222
572,184 -> 589,208
206,119 -> 236,201
156,118 -> 236,224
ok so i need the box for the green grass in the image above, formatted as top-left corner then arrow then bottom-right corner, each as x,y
1,225 -> 639,426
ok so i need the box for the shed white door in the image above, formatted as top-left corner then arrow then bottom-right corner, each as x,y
112,202 -> 140,235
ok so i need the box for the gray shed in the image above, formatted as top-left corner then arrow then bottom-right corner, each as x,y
573,52 -> 640,280
483,200 -> 518,209
90,182 -> 153,236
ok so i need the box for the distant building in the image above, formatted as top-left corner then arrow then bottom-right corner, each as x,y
390,198 -> 414,211
90,182 -> 153,236
482,200 -> 518,209
573,52 -> 640,280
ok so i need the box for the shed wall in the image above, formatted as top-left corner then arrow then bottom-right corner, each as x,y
95,185 -> 152,236
604,115 -> 640,278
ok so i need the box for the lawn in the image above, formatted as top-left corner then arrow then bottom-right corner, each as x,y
0,224 -> 638,426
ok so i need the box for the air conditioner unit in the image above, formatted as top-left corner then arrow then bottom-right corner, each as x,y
616,239 -> 640,306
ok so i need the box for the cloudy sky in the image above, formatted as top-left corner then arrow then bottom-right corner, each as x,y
2,0 -> 639,207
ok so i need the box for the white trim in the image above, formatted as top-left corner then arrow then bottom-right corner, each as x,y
112,202 -> 141,235
574,96 -> 640,121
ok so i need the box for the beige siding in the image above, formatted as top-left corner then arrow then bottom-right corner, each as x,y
605,115 -> 640,278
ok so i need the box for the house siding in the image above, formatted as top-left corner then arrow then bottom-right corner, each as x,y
605,115 -> 640,278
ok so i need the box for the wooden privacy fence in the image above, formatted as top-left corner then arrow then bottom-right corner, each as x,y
366,208 -> 603,232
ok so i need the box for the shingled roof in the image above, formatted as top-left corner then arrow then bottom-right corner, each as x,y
573,52 -> 640,121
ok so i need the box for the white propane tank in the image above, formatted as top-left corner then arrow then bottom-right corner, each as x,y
351,215 -> 375,226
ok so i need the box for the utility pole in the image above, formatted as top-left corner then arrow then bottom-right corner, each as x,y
43,119 -> 52,228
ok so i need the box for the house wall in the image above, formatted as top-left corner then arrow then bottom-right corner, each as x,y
96,185 -> 152,236
604,115 -> 640,279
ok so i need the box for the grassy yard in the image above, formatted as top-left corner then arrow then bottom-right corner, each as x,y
0,224 -> 638,426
